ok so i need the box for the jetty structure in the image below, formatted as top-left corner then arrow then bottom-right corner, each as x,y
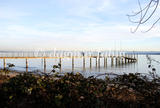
0,51 -> 137,72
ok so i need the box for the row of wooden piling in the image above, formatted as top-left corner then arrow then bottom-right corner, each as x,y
1,55 -> 137,72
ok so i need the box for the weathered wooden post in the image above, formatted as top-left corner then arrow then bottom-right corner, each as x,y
83,56 -> 85,70
118,57 -> 121,65
130,55 -> 132,63
125,58 -> 127,64
96,57 -> 98,68
127,54 -> 128,63
98,52 -> 101,68
90,57 -> 92,69
82,52 -> 85,71
121,57 -> 124,64
3,59 -> 6,69
116,57 -> 118,66
26,67 -> 28,72
126,54 -> 128,63
128,58 -> 130,63
72,57 -> 74,72
44,58 -> 46,72
25,58 -> 28,72
106,57 -> 107,67
111,57 -> 114,66
26,58 -> 28,68
59,58 -> 62,72
104,57 -> 106,67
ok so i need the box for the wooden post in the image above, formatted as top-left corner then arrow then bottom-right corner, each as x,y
98,57 -> 100,68
3,59 -> 6,69
106,58 -> 107,67
26,58 -> 28,68
96,57 -> 98,68
98,52 -> 101,68
44,58 -> 46,67
44,58 -> 46,72
118,57 -> 121,65
59,58 -> 62,72
104,57 -> 106,67
72,57 -> 74,72
121,58 -> 124,64
116,57 -> 118,66
83,56 -> 85,70
125,58 -> 127,64
111,57 -> 113,66
26,67 -> 28,72
59,58 -> 62,64
26,58 -> 28,72
90,57 -> 92,69
128,59 -> 130,63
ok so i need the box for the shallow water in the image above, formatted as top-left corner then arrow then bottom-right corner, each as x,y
0,55 -> 160,78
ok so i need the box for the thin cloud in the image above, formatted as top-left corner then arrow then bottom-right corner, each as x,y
0,0 -> 159,51
0,7 -> 30,20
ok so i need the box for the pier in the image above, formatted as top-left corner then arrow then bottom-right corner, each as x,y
0,51 -> 137,72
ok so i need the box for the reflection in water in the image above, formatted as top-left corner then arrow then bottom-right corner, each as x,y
2,55 -> 160,77
26,67 -> 28,72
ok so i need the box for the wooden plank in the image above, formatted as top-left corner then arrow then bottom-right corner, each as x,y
0,56 -> 100,59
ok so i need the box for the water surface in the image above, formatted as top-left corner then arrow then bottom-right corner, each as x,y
0,55 -> 160,78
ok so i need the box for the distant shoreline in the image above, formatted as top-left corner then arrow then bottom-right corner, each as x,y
126,51 -> 160,55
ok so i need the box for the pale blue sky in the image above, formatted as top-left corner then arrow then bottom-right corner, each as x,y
0,0 -> 160,51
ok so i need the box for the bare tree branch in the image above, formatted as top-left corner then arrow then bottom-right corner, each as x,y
128,0 -> 159,33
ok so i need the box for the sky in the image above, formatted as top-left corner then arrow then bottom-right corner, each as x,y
0,0 -> 160,51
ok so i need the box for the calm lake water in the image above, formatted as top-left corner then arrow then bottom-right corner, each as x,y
0,55 -> 160,78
